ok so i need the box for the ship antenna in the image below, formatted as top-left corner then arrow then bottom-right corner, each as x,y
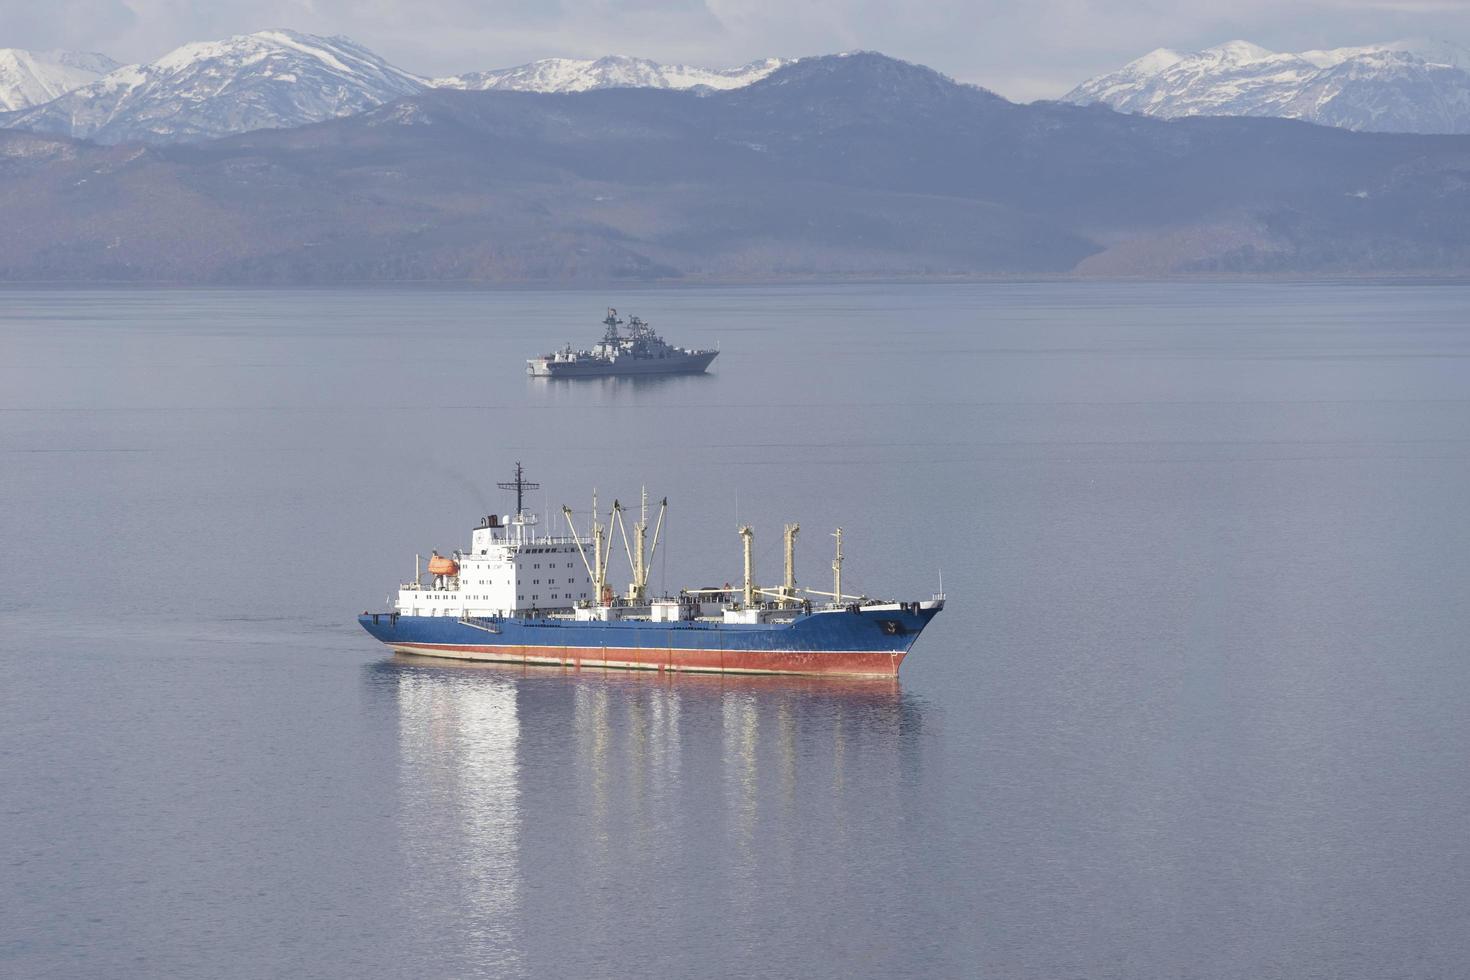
496,461 -> 540,518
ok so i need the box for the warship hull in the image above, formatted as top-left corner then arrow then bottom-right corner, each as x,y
528,349 -> 717,378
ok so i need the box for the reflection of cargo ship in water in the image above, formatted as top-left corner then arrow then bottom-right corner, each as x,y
528,309 -> 717,378
360,464 -> 944,678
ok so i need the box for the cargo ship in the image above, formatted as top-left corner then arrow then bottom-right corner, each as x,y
358,464 -> 943,677
527,309 -> 718,378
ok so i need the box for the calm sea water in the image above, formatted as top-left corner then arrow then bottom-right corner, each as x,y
3,282 -> 1469,979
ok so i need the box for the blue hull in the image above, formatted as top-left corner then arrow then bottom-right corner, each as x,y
358,605 -> 940,677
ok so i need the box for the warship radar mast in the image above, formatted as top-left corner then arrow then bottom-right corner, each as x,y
601,308 -> 623,344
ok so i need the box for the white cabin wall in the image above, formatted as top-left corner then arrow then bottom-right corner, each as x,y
396,536 -> 594,617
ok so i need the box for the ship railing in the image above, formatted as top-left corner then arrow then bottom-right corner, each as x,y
515,533 -> 590,547
459,614 -> 504,634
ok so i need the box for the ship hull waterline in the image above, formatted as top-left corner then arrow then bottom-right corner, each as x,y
384,642 -> 906,677
359,605 -> 937,678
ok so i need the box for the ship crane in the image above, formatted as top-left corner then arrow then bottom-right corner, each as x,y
751,523 -> 803,608
564,490 -> 617,606
611,487 -> 666,604
833,527 -> 843,605
786,527 -> 863,606
739,525 -> 755,608
782,523 -> 799,605
564,487 -> 667,607
734,522 -> 863,609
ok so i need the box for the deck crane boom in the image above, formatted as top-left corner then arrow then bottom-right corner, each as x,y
613,487 -> 667,603
564,490 -> 616,605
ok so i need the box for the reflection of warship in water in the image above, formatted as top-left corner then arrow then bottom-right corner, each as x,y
360,463 -> 944,677
527,309 -> 718,378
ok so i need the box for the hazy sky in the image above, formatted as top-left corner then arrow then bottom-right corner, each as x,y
5,0 -> 1470,100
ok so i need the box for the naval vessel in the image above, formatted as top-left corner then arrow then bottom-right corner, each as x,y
527,309 -> 718,378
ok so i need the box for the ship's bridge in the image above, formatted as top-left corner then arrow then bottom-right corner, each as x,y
397,509 -> 596,619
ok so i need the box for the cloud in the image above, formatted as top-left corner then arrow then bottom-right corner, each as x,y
0,0 -> 138,53
2,0 -> 1468,99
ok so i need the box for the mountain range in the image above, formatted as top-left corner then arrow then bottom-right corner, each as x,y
1065,39 -> 1470,134
9,30 -> 1470,145
0,30 -> 790,144
3,52 -> 1468,282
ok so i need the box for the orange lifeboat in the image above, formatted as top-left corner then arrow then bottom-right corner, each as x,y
427,555 -> 459,576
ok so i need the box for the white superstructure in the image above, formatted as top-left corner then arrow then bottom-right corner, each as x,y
396,510 -> 594,618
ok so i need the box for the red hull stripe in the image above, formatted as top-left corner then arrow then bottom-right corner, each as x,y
387,642 -> 906,678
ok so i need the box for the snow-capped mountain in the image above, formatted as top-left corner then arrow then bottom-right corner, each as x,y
0,29 -> 427,144
0,34 -> 788,143
434,54 -> 785,93
1063,39 -> 1470,134
0,49 -> 119,111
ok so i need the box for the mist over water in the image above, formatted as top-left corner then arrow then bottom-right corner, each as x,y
3,282 -> 1469,978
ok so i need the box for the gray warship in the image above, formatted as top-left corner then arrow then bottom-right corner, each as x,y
527,309 -> 718,378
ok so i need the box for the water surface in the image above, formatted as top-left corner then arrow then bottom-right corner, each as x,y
3,282 -> 1469,978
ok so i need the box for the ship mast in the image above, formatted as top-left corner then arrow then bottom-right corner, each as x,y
496,461 -> 540,544
636,488 -> 647,599
740,525 -> 755,608
832,526 -> 844,606
782,523 -> 800,606
594,492 -> 606,602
